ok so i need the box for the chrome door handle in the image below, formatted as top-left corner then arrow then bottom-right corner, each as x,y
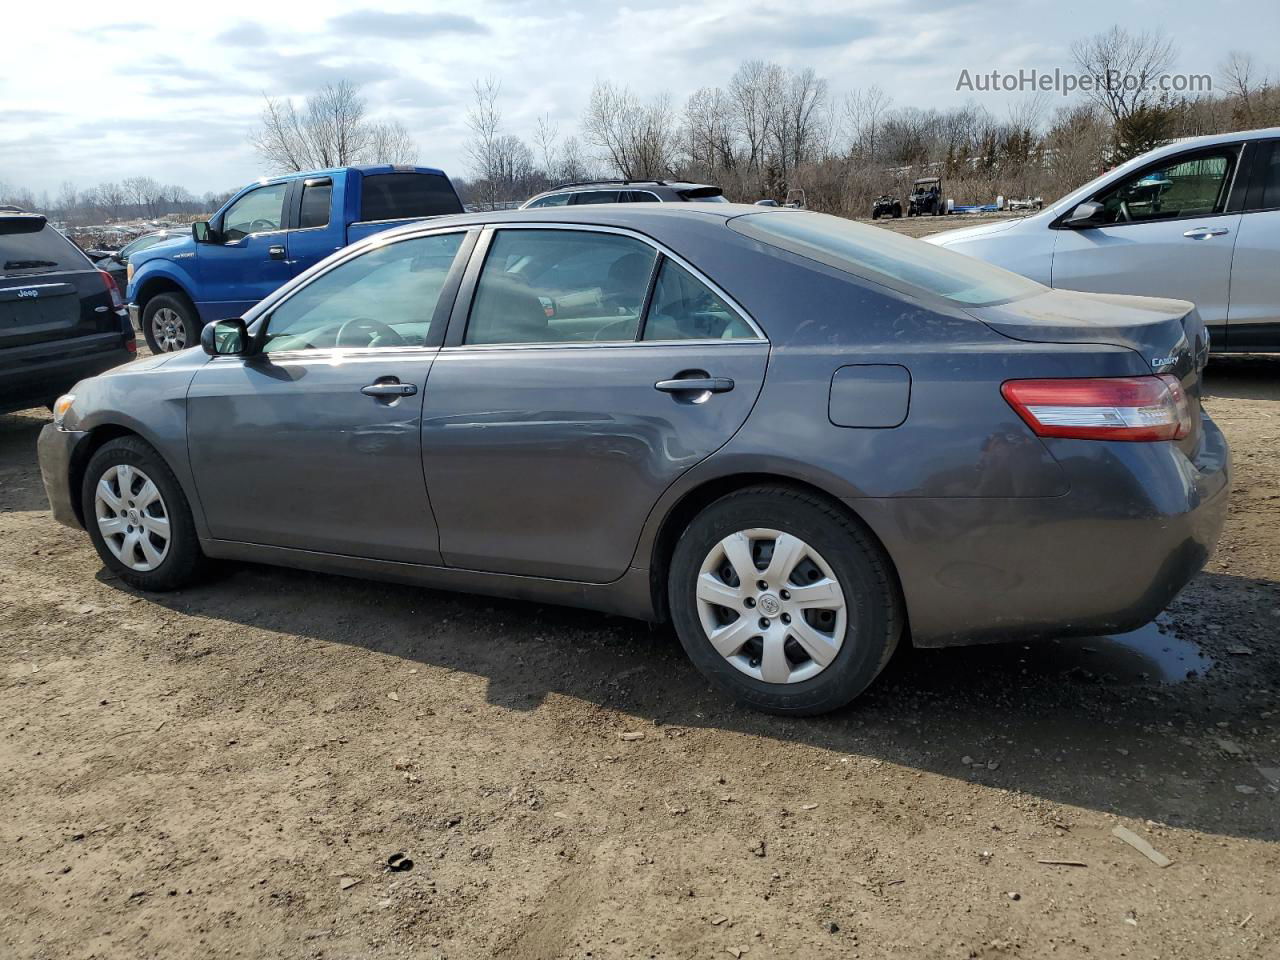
1183,226 -> 1229,239
268,244 -> 287,259
655,377 -> 734,394
361,381 -> 417,398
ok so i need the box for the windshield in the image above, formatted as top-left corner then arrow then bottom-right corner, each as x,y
728,210 -> 1044,306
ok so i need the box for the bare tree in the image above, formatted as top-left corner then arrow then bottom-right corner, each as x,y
465,77 -> 504,206
251,80 -> 381,172
367,120 -> 418,164
728,60 -> 785,187
1071,27 -> 1177,123
583,81 -> 678,180
533,113 -> 560,181
844,85 -> 892,161
1220,51 -> 1265,126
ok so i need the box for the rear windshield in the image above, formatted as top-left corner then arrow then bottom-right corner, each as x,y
729,211 -> 1044,306
0,224 -> 87,278
360,173 -> 463,222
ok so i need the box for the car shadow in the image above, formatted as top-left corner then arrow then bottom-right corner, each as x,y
1203,354 -> 1280,402
128,558 -> 1280,844
0,408 -> 54,514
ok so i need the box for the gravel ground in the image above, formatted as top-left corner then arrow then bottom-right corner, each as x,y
2,218 -> 1277,957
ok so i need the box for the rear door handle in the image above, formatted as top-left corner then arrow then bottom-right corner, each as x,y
268,244 -> 287,259
1183,226 -> 1229,239
654,377 -> 734,394
361,381 -> 417,398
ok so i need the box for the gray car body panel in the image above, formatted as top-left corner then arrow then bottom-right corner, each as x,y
40,204 -> 1231,647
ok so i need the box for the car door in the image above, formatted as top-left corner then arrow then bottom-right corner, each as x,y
286,175 -> 343,278
1050,145 -> 1243,339
186,228 -> 474,563
421,225 -> 770,583
196,181 -> 294,320
1226,138 -> 1280,350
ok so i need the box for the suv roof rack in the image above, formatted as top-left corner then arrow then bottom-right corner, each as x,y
550,179 -> 669,190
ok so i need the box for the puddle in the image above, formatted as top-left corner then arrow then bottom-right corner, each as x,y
1011,618 -> 1213,684
924,617 -> 1215,686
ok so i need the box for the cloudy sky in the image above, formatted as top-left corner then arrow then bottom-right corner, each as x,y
1,0 -> 1270,198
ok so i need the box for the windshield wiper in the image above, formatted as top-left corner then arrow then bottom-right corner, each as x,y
3,259 -> 59,270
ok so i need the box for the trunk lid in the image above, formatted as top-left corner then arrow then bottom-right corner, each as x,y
968,288 -> 1208,455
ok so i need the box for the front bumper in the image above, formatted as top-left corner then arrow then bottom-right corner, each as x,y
128,303 -> 141,333
852,414 -> 1232,648
38,423 -> 90,529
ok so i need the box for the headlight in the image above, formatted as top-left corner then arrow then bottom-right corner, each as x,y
52,394 -> 75,425
126,261 -> 135,285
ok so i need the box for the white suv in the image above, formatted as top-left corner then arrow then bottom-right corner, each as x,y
926,128 -> 1280,353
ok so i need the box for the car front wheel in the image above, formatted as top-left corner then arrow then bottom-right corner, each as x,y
668,486 -> 902,715
81,436 -> 206,591
142,293 -> 199,353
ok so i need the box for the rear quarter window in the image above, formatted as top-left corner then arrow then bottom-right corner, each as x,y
729,211 -> 1044,307
1,223 -> 88,278
360,173 -> 462,222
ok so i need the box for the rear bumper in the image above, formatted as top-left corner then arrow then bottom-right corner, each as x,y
852,414 -> 1232,647
0,333 -> 133,415
38,423 -> 90,529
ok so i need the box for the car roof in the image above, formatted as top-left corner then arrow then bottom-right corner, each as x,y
1140,125 -> 1280,156
379,201 -> 760,240
253,164 -> 449,187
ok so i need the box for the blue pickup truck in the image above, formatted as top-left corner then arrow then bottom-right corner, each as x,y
127,165 -> 463,352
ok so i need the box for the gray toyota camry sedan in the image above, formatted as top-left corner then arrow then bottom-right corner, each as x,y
38,204 -> 1230,715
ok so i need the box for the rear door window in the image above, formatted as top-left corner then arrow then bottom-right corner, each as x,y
643,259 -> 756,340
360,173 -> 462,221
1245,140 -> 1280,211
465,229 -> 656,344
527,194 -> 571,208
298,179 -> 332,229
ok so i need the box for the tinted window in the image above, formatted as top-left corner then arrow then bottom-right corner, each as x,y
1093,150 -> 1236,224
360,173 -> 462,221
0,224 -> 87,278
643,259 -> 755,340
465,230 -> 656,345
624,191 -> 662,202
299,180 -> 331,229
731,211 -> 1043,306
528,194 -> 571,208
569,191 -> 622,205
222,183 -> 288,241
263,232 -> 464,352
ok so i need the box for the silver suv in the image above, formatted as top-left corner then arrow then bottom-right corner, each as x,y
521,180 -> 726,209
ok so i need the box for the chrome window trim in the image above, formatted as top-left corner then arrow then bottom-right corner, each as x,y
456,221 -> 768,345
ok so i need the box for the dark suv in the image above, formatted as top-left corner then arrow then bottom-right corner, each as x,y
521,180 -> 726,208
1,211 -> 135,415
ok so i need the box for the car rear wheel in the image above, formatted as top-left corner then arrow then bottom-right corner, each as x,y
668,486 -> 902,715
142,293 -> 198,353
81,436 -> 205,591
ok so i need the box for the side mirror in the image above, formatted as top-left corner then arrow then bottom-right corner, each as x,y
201,318 -> 248,357
1063,201 -> 1104,229
192,220 -> 212,243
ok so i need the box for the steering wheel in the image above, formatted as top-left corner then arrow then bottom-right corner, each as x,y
335,317 -> 406,348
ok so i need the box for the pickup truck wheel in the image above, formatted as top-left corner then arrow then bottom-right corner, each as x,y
142,293 -> 198,353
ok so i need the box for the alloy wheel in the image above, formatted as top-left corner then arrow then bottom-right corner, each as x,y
151,307 -> 187,351
94,464 -> 171,571
695,528 -> 848,684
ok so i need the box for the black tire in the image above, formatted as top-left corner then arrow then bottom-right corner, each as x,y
668,486 -> 902,716
871,209 -> 881,220
892,205 -> 902,219
141,292 -> 199,354
81,436 -> 206,591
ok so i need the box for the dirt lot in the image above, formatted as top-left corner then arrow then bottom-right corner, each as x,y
3,219 -> 1278,958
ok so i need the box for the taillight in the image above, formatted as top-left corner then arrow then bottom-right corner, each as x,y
1002,375 -> 1191,442
99,269 -> 125,309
